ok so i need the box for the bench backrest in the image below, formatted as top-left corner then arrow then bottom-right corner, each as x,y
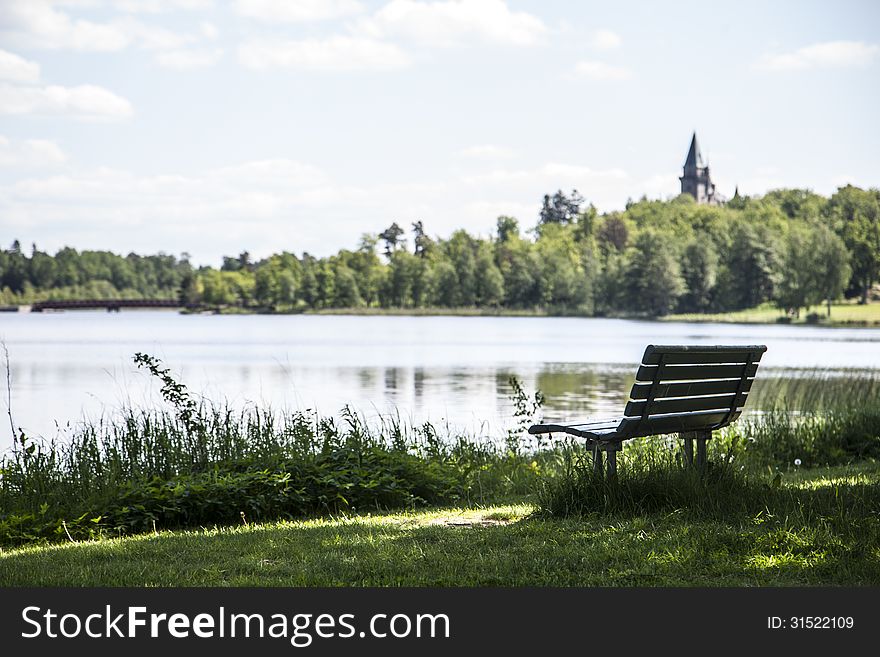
616,344 -> 767,438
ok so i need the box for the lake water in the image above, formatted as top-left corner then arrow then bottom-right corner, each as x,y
1,311 -> 879,452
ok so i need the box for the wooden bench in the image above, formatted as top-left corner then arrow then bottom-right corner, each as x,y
528,344 -> 767,477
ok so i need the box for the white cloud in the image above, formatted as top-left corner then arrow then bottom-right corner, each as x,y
758,40 -> 879,71
540,163 -> 627,180
238,36 -> 410,71
460,144 -> 515,159
573,60 -> 633,80
462,162 -> 627,186
641,173 -> 680,198
110,0 -> 215,12
0,83 -> 133,120
0,2 -> 213,53
0,2 -> 131,51
235,0 -> 364,22
0,42 -> 134,120
156,48 -> 223,69
589,28 -> 621,50
115,17 -> 197,50
200,21 -> 219,39
0,135 -> 67,168
358,0 -> 547,47
0,49 -> 41,83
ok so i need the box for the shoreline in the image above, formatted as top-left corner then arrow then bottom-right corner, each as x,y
7,303 -> 880,327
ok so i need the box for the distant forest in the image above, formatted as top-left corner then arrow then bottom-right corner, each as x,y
2,185 -> 879,318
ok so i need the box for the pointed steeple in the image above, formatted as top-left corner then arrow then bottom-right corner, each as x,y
680,132 -> 717,204
683,132 -> 705,171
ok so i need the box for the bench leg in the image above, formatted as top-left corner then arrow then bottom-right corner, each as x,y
605,445 -> 618,479
695,430 -> 710,472
680,432 -> 694,467
592,444 -> 604,477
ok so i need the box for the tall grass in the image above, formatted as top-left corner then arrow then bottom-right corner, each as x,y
0,403 -> 548,543
736,368 -> 880,468
0,356 -> 548,546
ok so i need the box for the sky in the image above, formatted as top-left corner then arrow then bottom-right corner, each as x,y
0,0 -> 878,266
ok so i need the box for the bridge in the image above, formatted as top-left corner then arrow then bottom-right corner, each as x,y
30,299 -> 184,312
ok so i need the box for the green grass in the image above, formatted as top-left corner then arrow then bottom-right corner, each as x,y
664,300 -> 880,326
1,463 -> 878,586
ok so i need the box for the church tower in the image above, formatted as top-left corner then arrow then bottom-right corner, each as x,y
679,132 -> 718,204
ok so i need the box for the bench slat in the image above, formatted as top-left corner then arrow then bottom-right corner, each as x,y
641,344 -> 766,365
528,421 -> 621,437
618,410 -> 740,437
635,362 -> 759,382
641,351 -> 761,365
629,378 -> 754,400
624,392 -> 748,417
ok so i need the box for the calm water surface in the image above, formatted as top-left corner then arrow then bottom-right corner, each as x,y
1,311 -> 879,451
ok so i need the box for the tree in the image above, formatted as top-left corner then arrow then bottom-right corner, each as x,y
716,221 -> 779,310
0,242 -> 28,293
349,236 -> 385,307
496,216 -> 519,242
333,263 -> 363,307
443,230 -> 477,306
811,225 -> 851,316
221,251 -> 253,272
412,221 -> 433,257
679,239 -> 718,312
496,239 -> 539,308
826,185 -> 880,303
773,224 -> 850,318
379,223 -> 405,258
774,224 -> 819,318
474,241 -> 504,307
623,230 -> 684,316
539,189 -> 584,225
178,271 -> 201,306
534,223 -> 591,309
384,250 -> 418,307
764,188 -> 827,222
596,215 -> 629,253
430,259 -> 458,307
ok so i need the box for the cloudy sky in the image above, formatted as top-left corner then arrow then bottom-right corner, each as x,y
1,0 -> 878,265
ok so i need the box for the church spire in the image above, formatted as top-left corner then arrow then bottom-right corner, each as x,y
683,132 -> 705,171
679,132 -> 718,204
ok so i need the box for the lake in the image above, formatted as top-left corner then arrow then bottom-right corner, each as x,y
1,311 -> 879,452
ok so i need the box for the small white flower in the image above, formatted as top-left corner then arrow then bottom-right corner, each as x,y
794,458 -> 802,466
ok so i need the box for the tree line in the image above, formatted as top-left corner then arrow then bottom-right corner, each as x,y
2,185 -> 878,318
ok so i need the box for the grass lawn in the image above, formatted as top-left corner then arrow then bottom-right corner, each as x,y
2,463 -> 878,587
664,301 -> 880,326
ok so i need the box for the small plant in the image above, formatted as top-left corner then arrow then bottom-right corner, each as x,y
506,375 -> 545,453
133,352 -> 201,433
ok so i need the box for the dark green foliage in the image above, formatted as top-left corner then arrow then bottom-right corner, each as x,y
539,189 -> 584,225
623,230 -> 684,316
679,239 -> 718,312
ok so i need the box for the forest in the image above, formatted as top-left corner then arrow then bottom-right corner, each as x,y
2,184 -> 878,318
